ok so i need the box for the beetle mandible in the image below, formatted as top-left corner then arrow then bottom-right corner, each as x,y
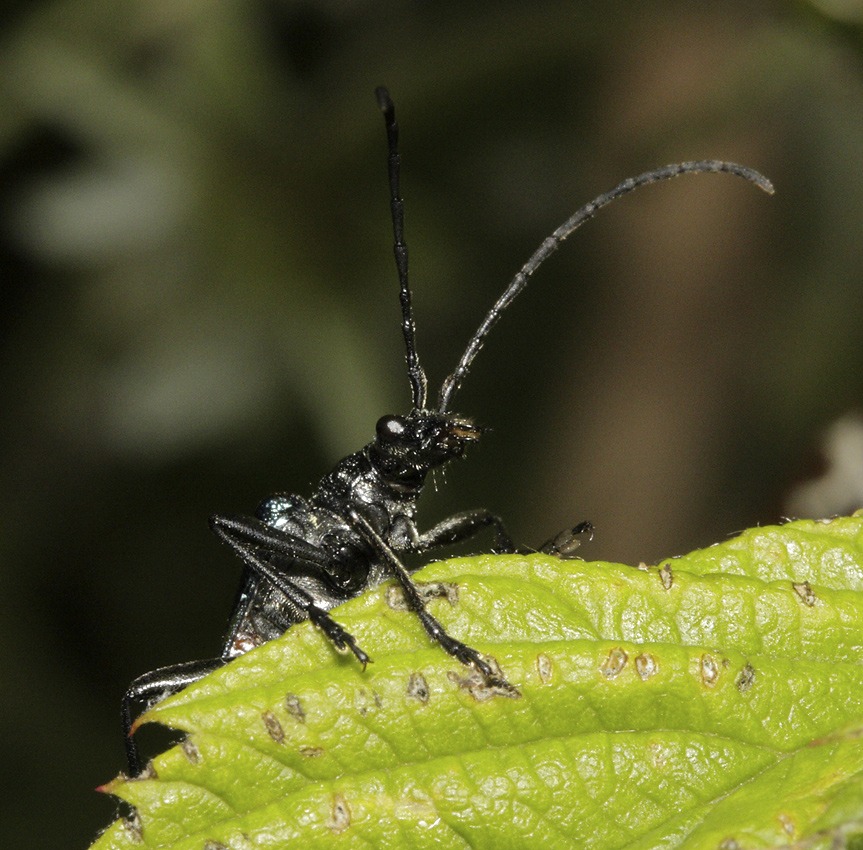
121,87 -> 773,776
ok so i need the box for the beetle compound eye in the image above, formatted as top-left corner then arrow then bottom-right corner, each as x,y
376,415 -> 407,442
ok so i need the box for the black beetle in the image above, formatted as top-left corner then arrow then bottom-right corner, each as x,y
121,87 -> 772,776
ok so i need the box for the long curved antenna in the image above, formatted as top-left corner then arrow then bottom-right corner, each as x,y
437,160 -> 773,412
376,87 -> 428,410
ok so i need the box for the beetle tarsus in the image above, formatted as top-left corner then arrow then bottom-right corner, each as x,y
539,521 -> 595,559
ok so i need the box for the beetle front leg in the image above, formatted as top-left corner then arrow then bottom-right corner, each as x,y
349,510 -> 508,685
538,520 -> 594,559
402,509 -> 515,555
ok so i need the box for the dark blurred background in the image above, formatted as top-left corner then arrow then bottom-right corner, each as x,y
3,1 -> 863,847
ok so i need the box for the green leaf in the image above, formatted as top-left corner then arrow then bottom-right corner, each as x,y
91,514 -> 863,849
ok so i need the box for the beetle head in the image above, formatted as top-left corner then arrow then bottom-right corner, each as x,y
369,410 -> 481,489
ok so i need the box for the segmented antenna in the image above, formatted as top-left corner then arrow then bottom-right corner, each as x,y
376,87 -> 428,410
437,160 -> 774,412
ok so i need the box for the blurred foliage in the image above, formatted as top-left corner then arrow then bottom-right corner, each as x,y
2,1 -> 863,848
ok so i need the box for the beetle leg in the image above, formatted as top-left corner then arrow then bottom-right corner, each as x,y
537,521 -> 594,559
122,658 -> 224,777
407,509 -> 515,554
210,515 -> 371,667
210,514 -> 332,568
349,509 -> 507,684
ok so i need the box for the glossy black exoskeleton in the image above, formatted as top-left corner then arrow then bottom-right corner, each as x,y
121,87 -> 773,776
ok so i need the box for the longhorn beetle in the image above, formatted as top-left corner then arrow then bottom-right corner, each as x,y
121,87 -> 773,776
